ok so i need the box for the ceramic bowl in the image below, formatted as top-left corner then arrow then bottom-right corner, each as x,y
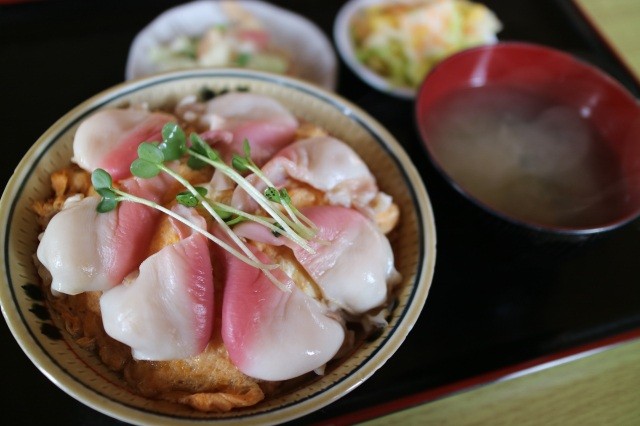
0,69 -> 436,425
334,0 -> 414,99
416,42 -> 640,234
334,0 -> 500,99
126,0 -> 338,90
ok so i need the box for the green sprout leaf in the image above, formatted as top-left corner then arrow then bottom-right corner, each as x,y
95,187 -> 116,198
231,139 -> 254,172
176,192 -> 199,207
130,158 -> 160,178
138,142 -> 164,164
189,133 -> 219,162
194,186 -> 208,197
187,134 -> 208,169
158,122 -> 186,161
176,186 -> 208,207
279,188 -> 291,204
264,187 -> 281,202
242,139 -> 251,158
232,153 -> 249,172
205,145 -> 220,162
91,168 -> 113,190
187,156 -> 207,170
214,206 -> 233,220
91,169 -> 119,212
162,122 -> 185,145
189,133 -> 207,154
97,197 -> 118,213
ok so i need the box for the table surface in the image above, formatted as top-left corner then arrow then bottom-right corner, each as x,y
359,332 -> 640,425
574,0 -> 640,79
1,1 -> 640,424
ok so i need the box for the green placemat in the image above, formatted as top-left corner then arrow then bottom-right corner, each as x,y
574,0 -> 640,81
360,338 -> 640,425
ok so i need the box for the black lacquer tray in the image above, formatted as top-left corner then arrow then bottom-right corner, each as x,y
1,1 -> 639,424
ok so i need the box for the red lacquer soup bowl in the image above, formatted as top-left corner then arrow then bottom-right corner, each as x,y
416,42 -> 640,234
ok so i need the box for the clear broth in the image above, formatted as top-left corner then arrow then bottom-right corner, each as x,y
424,85 -> 626,229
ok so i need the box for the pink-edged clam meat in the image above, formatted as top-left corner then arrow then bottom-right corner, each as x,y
73,108 -> 175,181
36,175 -> 170,295
37,196 -> 118,294
197,92 -> 299,166
292,205 -> 400,315
231,136 -> 379,214
220,241 -> 345,381
100,206 -> 214,361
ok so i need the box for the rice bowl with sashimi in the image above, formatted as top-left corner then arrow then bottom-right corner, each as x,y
0,70 -> 435,425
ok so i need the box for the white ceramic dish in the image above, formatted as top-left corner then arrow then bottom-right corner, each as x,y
126,0 -> 338,90
0,69 -> 436,425
334,0 -> 500,99
334,0 -> 416,99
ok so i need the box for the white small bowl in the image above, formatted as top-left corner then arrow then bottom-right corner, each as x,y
334,0 -> 416,99
126,0 -> 338,90
0,69 -> 436,425
334,0 -> 500,99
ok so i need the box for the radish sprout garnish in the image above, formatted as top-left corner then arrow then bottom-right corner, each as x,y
90,122 -> 321,292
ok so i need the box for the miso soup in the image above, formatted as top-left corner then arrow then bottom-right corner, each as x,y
423,84 -> 625,229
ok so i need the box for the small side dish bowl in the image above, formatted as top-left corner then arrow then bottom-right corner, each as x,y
334,0 -> 501,98
0,69 -> 436,425
416,42 -> 640,234
126,0 -> 338,90
334,0 -> 414,99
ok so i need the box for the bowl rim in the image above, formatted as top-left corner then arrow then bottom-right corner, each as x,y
0,68 -> 437,425
415,40 -> 640,235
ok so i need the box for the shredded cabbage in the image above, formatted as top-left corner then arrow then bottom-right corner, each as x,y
351,0 -> 502,88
